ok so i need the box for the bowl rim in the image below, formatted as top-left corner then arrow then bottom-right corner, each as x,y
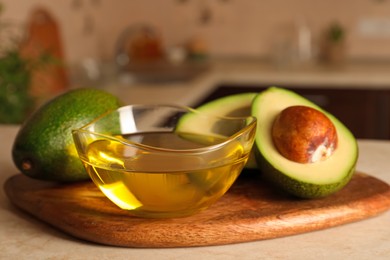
72,104 -> 257,153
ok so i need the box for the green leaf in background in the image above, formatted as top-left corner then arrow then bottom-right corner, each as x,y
0,50 -> 33,124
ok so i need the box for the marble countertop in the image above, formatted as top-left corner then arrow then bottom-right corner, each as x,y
2,59 -> 390,259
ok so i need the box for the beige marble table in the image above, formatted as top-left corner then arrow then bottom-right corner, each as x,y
0,124 -> 389,260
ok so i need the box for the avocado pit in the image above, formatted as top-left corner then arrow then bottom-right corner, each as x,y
271,105 -> 337,164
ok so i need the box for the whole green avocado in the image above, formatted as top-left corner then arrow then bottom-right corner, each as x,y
12,88 -> 122,182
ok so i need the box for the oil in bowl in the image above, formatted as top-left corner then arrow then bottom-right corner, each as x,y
72,105 -> 256,218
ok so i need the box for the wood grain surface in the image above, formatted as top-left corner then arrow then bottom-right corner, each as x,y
4,172 -> 390,248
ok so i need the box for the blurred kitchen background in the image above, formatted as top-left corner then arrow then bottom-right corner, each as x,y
2,0 -> 390,139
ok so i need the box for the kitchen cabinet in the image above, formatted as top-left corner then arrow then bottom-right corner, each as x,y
196,84 -> 390,140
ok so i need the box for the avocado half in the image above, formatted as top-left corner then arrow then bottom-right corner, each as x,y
252,87 -> 358,198
196,93 -> 257,117
193,92 -> 258,168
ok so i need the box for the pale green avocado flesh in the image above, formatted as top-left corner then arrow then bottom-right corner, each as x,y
195,93 -> 258,169
177,92 -> 258,168
252,87 -> 358,198
196,93 -> 258,117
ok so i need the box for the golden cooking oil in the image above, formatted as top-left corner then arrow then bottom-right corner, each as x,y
81,131 -> 248,218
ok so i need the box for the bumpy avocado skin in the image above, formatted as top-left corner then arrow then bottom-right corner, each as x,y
12,88 -> 122,182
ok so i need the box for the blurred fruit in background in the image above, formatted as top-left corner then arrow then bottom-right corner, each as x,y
19,7 -> 69,107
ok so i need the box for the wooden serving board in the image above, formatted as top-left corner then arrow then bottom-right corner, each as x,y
4,172 -> 390,248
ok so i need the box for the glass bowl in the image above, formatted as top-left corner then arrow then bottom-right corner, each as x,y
72,104 -> 256,218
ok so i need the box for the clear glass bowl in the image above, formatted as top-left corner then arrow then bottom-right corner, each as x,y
72,104 -> 256,218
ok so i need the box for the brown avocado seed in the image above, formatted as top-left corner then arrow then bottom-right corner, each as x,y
271,105 -> 337,164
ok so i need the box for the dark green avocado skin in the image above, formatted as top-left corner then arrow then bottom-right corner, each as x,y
12,88 -> 122,182
254,143 -> 358,199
